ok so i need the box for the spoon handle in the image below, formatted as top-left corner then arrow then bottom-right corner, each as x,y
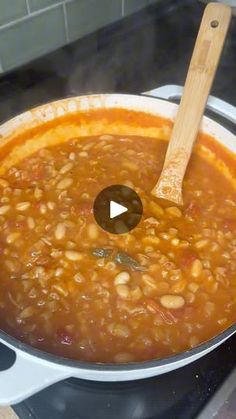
152,2 -> 232,205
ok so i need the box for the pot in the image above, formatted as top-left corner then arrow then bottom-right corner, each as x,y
0,85 -> 235,405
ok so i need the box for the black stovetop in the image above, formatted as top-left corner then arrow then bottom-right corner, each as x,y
10,334 -> 236,419
0,1 -> 235,418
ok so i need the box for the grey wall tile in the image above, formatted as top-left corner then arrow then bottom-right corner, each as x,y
66,0 -> 122,42
0,0 -> 28,26
124,0 -> 149,16
0,6 -> 66,72
29,0 -> 62,12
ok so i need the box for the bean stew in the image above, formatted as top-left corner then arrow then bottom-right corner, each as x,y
0,109 -> 235,363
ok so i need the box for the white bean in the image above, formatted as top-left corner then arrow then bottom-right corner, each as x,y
87,223 -> 99,240
191,259 -> 203,277
16,202 -> 31,211
114,271 -> 130,285
116,285 -> 130,299
65,250 -> 82,261
57,177 -> 73,189
55,223 -> 66,240
60,162 -> 73,174
0,205 -> 10,215
27,217 -> 35,229
160,294 -> 185,309
6,232 -> 20,244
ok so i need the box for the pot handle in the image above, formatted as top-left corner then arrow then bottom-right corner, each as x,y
142,84 -> 236,124
0,342 -> 69,405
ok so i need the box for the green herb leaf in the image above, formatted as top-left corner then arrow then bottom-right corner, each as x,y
114,251 -> 147,271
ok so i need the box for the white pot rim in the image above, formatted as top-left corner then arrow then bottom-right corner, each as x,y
0,93 -> 235,152
0,92 -> 235,372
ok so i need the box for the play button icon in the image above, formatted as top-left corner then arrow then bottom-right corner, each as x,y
93,185 -> 143,234
110,201 -> 128,219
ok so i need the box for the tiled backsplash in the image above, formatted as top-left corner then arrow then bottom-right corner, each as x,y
0,0 -> 158,74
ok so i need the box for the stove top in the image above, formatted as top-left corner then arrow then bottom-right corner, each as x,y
9,334 -> 236,419
0,0 -> 235,418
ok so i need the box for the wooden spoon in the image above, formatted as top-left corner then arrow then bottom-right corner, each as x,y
151,2 -> 232,205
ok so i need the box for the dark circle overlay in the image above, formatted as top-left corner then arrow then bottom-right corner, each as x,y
93,185 -> 143,234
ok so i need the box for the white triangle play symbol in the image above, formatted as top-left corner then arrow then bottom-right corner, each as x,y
110,200 -> 128,219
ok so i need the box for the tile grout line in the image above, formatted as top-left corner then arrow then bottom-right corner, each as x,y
0,2 -> 64,31
63,1 -> 70,43
25,0 -> 31,15
121,0 -> 125,17
0,56 -> 4,73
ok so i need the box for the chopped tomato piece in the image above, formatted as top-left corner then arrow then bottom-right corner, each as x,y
78,203 -> 93,216
179,250 -> 197,269
223,218 -> 236,231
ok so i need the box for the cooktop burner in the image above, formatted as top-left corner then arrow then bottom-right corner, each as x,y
0,0 -> 235,418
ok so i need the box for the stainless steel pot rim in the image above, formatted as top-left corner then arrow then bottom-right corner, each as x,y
1,322 -> 235,372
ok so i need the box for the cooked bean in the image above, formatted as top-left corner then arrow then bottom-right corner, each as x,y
16,202 -> 31,211
5,259 -> 21,272
39,203 -> 47,215
111,324 -> 130,338
171,238 -> 180,247
60,162 -> 73,174
99,135 -> 114,141
55,223 -> 66,240
166,207 -> 182,218
122,160 -> 138,171
19,306 -> 35,319
55,267 -> 64,277
160,232 -> 170,240
69,152 -> 76,160
142,274 -> 157,289
34,187 -> 43,200
27,217 -> 35,229
47,202 -> 56,210
78,151 -> 88,157
204,301 -> 215,317
0,205 -> 10,215
195,239 -> 209,249
0,179 -> 9,188
52,284 -> 68,297
188,282 -> 199,293
6,232 -> 20,244
142,236 -> 160,246
171,279 -> 187,293
189,336 -> 199,348
185,292 -> 195,304
116,285 -> 130,299
191,259 -> 203,277
114,271 -> 130,285
105,261 -> 117,271
65,250 -> 83,261
130,286 -> 142,300
169,228 -> 178,236
87,223 -> 99,240
57,177 -> 73,189
160,294 -> 185,309
74,272 -> 86,283
149,201 -> 164,217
